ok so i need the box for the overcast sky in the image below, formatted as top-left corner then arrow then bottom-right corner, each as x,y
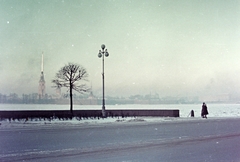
1,0 -> 240,98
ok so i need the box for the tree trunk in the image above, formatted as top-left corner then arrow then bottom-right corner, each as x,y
70,83 -> 73,114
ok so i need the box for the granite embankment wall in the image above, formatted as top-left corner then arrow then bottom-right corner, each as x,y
0,109 -> 179,120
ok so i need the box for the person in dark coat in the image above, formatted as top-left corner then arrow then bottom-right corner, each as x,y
201,102 -> 208,118
190,110 -> 194,117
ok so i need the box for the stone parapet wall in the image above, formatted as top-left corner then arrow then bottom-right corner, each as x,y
0,109 -> 179,119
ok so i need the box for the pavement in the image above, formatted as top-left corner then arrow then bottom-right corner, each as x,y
0,117 -> 240,162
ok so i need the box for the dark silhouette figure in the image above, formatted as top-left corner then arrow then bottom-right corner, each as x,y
190,110 -> 194,117
201,102 -> 208,118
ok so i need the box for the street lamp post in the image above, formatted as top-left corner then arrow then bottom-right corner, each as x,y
98,44 -> 109,117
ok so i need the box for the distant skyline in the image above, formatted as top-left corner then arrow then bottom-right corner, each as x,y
1,0 -> 240,98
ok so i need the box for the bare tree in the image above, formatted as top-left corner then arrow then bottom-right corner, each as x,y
52,63 -> 89,113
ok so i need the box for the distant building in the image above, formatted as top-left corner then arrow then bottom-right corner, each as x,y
55,87 -> 61,98
88,84 -> 94,100
38,54 -> 45,99
200,93 -> 230,103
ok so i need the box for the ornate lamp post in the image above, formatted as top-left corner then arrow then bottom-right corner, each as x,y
98,44 -> 109,117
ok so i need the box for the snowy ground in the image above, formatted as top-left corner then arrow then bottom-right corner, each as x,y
0,115 -> 200,129
0,114 -> 239,130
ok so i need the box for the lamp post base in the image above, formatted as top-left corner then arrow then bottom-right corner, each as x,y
102,106 -> 106,118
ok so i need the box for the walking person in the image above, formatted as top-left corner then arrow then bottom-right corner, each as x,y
201,102 -> 208,118
190,110 -> 194,117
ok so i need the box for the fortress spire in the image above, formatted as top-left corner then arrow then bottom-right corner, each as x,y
41,52 -> 44,72
38,53 -> 45,99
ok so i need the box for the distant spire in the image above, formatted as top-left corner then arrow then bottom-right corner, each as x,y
39,52 -> 45,99
41,52 -> 44,72
89,81 -> 94,98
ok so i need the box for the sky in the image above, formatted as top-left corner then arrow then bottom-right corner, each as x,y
0,0 -> 240,98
